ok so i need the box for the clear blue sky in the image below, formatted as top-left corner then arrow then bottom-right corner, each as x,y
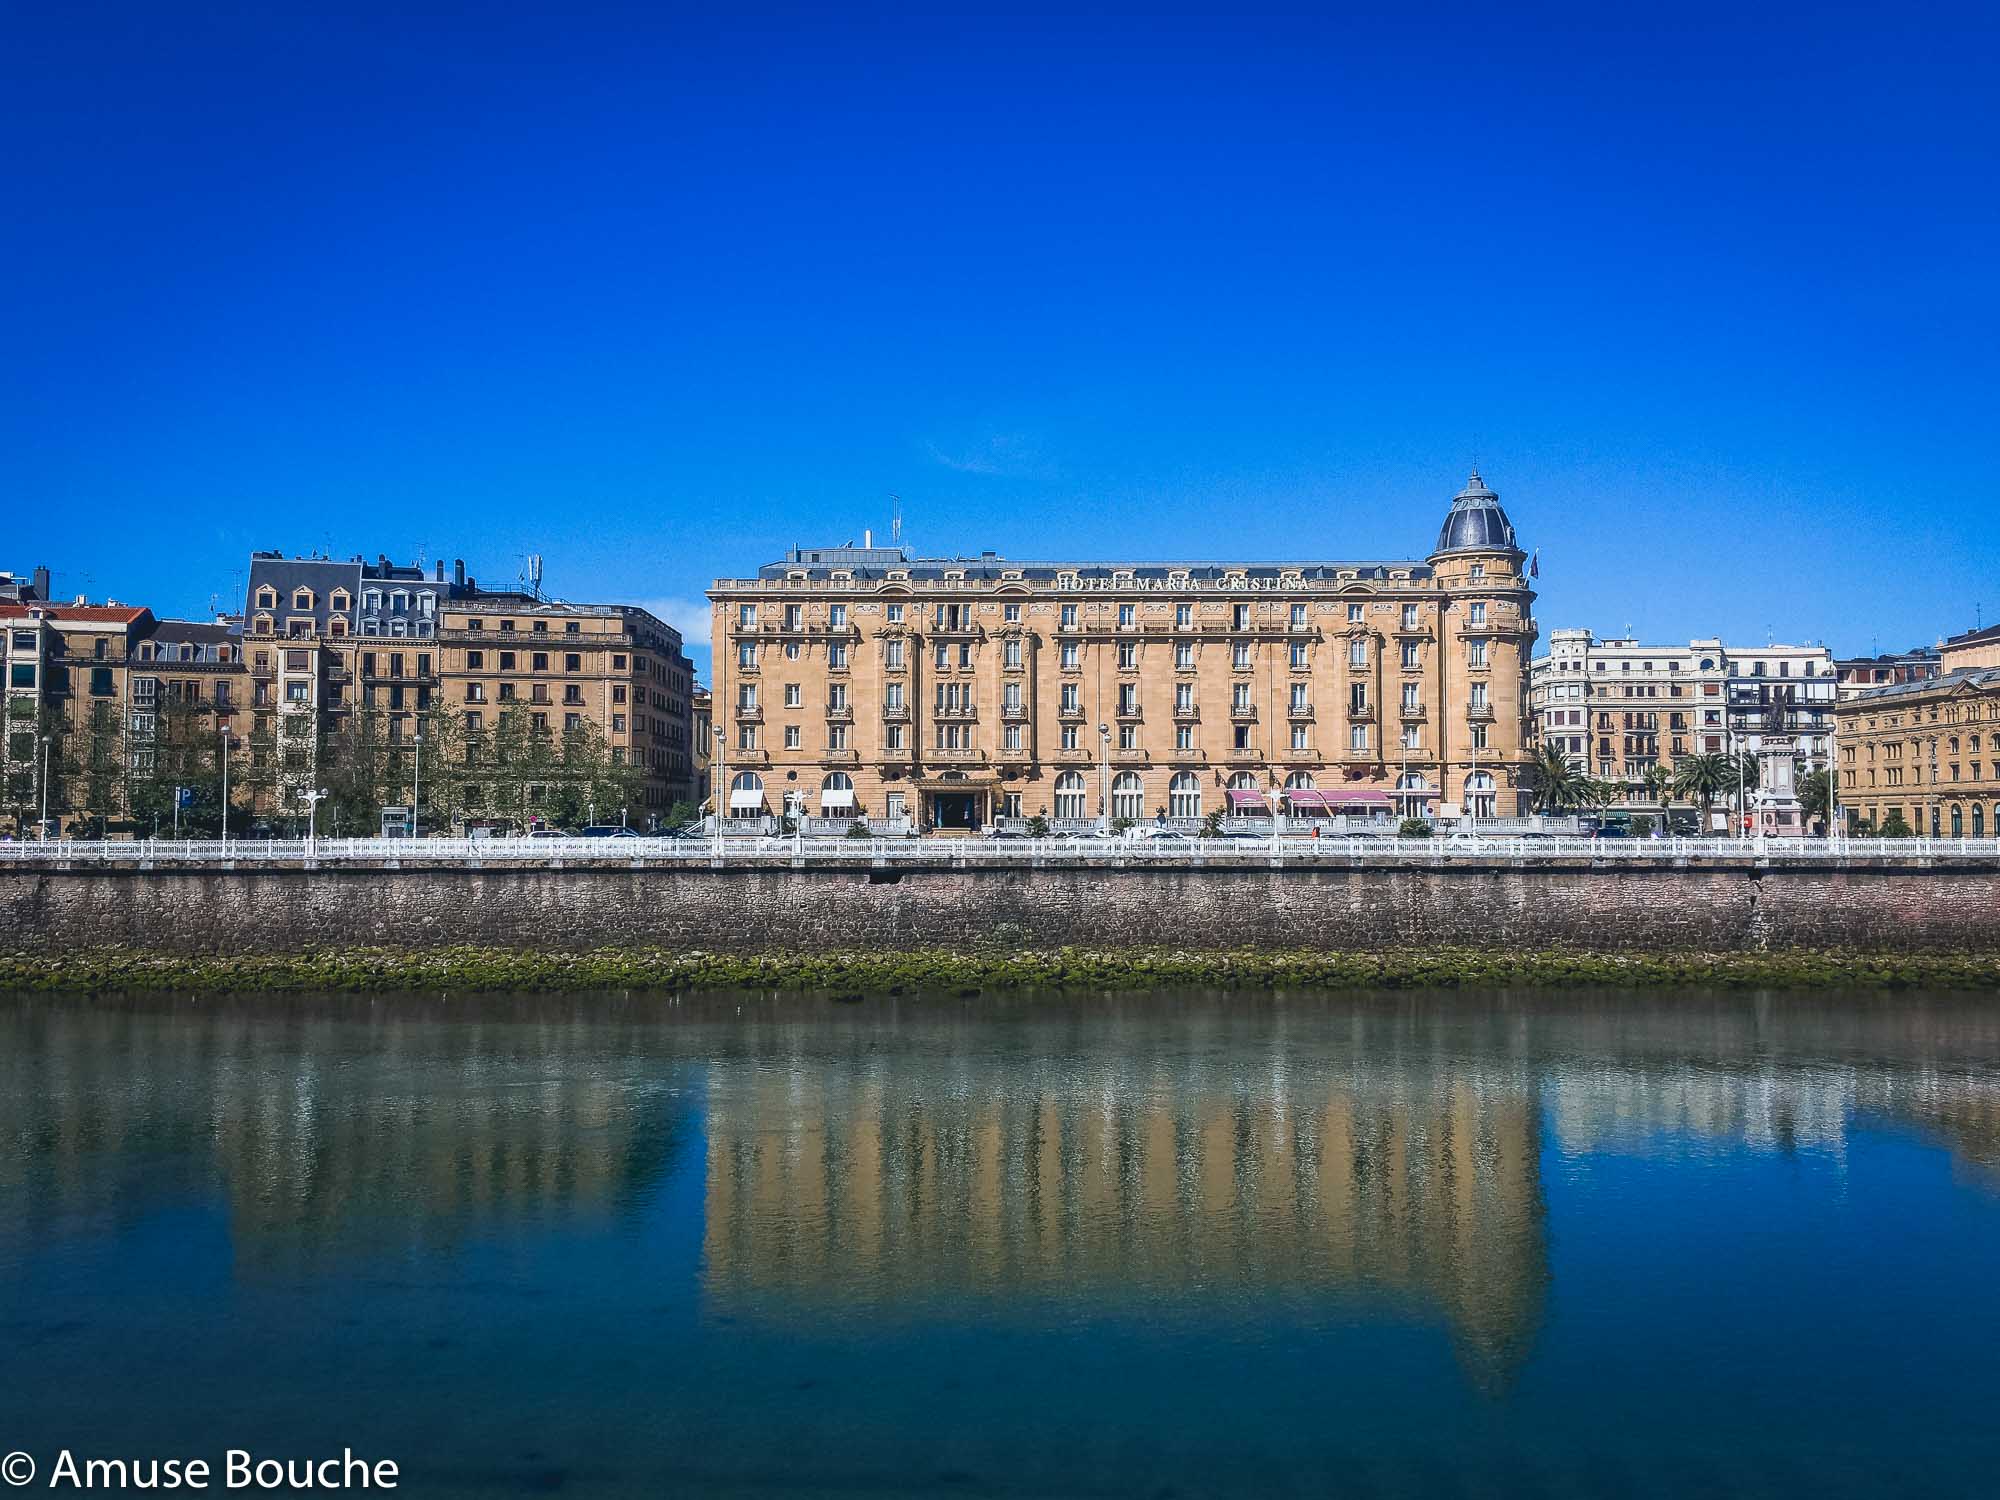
8,1 -> 1996,681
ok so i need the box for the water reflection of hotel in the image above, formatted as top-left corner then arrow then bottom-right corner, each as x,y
701,1053 -> 1551,1380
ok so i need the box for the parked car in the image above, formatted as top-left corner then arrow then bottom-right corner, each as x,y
579,825 -> 640,838
527,827 -> 568,839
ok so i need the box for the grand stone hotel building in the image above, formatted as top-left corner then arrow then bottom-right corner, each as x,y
707,473 -> 1536,830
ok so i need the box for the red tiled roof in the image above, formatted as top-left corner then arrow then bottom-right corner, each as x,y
0,603 -> 151,625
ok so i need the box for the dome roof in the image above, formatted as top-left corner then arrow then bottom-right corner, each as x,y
1433,470 -> 1518,555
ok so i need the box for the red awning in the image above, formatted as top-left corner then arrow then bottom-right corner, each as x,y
1226,788 -> 1270,811
1323,789 -> 1394,808
1283,788 -> 1332,811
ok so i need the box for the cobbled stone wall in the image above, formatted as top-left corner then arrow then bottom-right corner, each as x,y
3,864 -> 1999,955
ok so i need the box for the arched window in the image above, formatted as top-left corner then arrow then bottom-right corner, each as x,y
1227,771 -> 1260,791
1284,771 -> 1315,790
1951,804 -> 1964,837
1053,771 -> 1087,819
728,771 -> 764,818
821,771 -> 855,815
1395,771 -> 1431,820
1112,772 -> 1144,821
1465,771 -> 1497,819
1975,803 -> 1988,837
1168,772 -> 1202,818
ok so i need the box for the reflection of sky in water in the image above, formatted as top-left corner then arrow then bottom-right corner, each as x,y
3,991 -> 2000,1497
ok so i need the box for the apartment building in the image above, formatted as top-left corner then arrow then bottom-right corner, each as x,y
1835,644 -> 1940,700
707,473 -> 1537,830
2,598 -> 153,833
1531,631 -> 1835,799
434,596 -> 696,824
1835,657 -> 2000,837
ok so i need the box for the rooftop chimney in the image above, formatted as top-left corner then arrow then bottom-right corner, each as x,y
32,566 -> 50,601
435,560 -> 444,582
865,528 -> 873,548
453,559 -> 465,589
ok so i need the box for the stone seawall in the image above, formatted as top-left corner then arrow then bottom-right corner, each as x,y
4,863 -> 1999,956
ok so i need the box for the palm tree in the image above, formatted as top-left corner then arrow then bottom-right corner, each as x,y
1528,744 -> 1585,814
1642,761 -> 1676,831
1798,768 -> 1835,833
1671,752 -> 1731,833
1721,751 -> 1759,797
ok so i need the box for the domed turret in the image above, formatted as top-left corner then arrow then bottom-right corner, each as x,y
1432,471 -> 1517,556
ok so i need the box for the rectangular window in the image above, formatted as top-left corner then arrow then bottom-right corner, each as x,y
737,605 -> 756,629
1289,604 -> 1306,629
828,643 -> 848,669
1175,725 -> 1193,750
1061,724 -> 1079,750
1232,642 -> 1251,669
1118,604 -> 1135,627
1176,643 -> 1194,670
1289,642 -> 1307,669
1291,724 -> 1309,750
1349,724 -> 1368,750
1060,643 -> 1079,669
1349,604 -> 1364,624
1467,640 -> 1487,668
1350,683 -> 1367,713
1003,639 -> 1022,668
1470,602 -> 1487,625
1118,643 -> 1136,670
1175,603 -> 1192,628
886,604 -> 904,624
1401,642 -> 1420,669
738,643 -> 756,668
1060,604 -> 1078,629
1004,604 -> 1020,623
1348,639 -> 1367,668
829,605 -> 847,628
1233,604 -> 1250,630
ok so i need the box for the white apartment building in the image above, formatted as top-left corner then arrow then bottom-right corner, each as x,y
1531,630 -> 1836,795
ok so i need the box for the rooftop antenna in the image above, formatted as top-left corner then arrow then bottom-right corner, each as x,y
890,494 -> 903,548
521,553 -> 544,602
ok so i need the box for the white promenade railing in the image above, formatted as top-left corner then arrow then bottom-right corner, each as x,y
2,835 -> 1997,867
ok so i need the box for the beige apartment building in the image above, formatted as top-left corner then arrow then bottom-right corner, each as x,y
434,596 -> 696,823
707,473 -> 1537,831
1835,622 -> 2000,838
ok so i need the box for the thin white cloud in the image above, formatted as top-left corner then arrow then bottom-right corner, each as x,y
634,596 -> 713,650
924,432 -> 1053,479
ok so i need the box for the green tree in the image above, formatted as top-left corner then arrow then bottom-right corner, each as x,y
1878,808 -> 1914,838
1671,752 -> 1731,832
1798,767 -> 1836,832
1642,761 -> 1676,830
1528,744 -> 1585,813
1397,816 -> 1433,838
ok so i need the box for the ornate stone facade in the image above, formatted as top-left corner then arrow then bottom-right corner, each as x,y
707,474 -> 1537,830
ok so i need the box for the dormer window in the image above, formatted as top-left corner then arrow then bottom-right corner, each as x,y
255,587 -> 277,610
390,590 -> 409,613
292,589 -> 314,611
363,590 -> 382,613
330,590 -> 351,612
252,614 -> 274,635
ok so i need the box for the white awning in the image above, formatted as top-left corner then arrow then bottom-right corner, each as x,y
729,790 -> 765,810
820,788 -> 856,809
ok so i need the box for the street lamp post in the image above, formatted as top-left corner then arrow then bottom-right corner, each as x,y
219,725 -> 232,853
302,787 -> 328,858
411,730 -> 423,838
1097,722 -> 1111,836
36,734 -> 50,841
712,722 -> 726,855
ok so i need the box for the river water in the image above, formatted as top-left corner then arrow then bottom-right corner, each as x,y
3,989 -> 1999,1497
